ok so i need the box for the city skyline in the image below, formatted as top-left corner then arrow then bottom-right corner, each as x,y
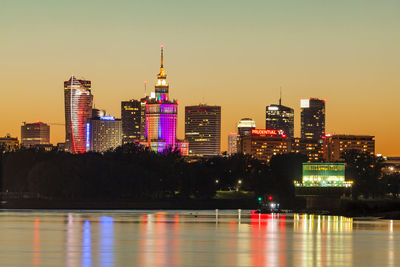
1,0 -> 399,155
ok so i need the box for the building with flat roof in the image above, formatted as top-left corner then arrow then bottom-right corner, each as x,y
21,122 -> 50,147
300,98 -> 325,140
0,135 -> 19,152
185,104 -> 221,156
289,138 -> 324,162
87,116 -> 122,152
322,134 -> 375,162
121,100 -> 141,144
237,118 -> 256,137
295,162 -> 353,210
237,129 -> 289,162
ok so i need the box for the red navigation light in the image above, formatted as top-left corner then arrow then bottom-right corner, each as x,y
268,196 -> 273,201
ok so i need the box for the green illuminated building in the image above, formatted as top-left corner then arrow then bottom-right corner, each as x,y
295,163 -> 352,188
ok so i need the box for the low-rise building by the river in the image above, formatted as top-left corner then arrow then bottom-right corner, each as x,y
323,134 -> 375,162
0,134 -> 19,151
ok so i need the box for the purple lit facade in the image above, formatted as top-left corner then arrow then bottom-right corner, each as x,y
144,46 -> 186,154
145,102 -> 178,151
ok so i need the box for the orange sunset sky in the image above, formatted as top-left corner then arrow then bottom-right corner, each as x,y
1,0 -> 399,155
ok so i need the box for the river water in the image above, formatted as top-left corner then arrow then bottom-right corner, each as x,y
0,210 -> 399,266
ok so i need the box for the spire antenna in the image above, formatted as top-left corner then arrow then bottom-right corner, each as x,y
279,86 -> 282,106
144,80 -> 148,97
160,44 -> 164,68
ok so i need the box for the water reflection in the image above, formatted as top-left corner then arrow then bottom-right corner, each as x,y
100,216 -> 114,267
32,218 -> 40,267
82,220 -> 92,267
1,211 -> 400,266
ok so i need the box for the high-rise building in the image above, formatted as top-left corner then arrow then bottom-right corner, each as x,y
266,98 -> 294,138
64,76 -> 93,153
237,118 -> 256,137
145,46 -> 178,152
140,96 -> 150,141
228,132 -> 238,155
121,100 -> 141,144
21,122 -> 50,147
300,98 -> 325,140
0,134 -> 19,152
323,134 -> 375,162
87,116 -> 122,152
237,129 -> 289,162
185,104 -> 221,156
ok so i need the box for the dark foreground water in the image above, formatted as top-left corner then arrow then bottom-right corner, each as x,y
0,210 -> 399,267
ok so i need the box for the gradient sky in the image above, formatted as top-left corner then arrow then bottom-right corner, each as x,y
1,0 -> 399,155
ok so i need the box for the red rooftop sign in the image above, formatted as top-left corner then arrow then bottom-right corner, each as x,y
251,129 -> 286,137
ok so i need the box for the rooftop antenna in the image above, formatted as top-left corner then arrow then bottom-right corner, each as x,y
144,80 -> 148,97
279,86 -> 282,106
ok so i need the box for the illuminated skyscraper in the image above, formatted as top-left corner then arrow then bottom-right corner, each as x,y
121,99 -> 141,144
266,97 -> 294,138
185,104 -> 221,156
145,46 -> 178,152
21,122 -> 50,147
237,118 -> 256,137
64,76 -> 93,153
300,98 -> 325,140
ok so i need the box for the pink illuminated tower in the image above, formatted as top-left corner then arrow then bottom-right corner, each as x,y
145,45 -> 179,152
64,76 -> 93,153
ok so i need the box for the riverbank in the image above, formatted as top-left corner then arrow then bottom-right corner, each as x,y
0,198 -> 258,210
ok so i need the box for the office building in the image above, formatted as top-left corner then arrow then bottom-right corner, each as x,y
228,132 -> 238,155
237,118 -> 256,137
185,104 -> 221,156
323,134 -> 375,162
21,122 -> 50,147
121,99 -> 141,144
290,138 -> 324,162
237,129 -> 289,162
300,98 -> 325,140
64,76 -> 93,153
87,116 -> 122,152
0,135 -> 19,152
266,99 -> 294,138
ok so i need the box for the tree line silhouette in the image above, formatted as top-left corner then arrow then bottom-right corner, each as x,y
0,144 -> 399,204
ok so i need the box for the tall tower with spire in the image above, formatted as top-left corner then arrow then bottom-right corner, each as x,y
64,76 -> 93,153
145,45 -> 179,152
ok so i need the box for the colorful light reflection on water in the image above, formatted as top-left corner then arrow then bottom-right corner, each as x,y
0,211 -> 399,266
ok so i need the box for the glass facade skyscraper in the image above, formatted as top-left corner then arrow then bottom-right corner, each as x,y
266,103 -> 294,138
300,98 -> 325,140
185,104 -> 221,156
64,76 -> 93,153
121,99 -> 141,144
